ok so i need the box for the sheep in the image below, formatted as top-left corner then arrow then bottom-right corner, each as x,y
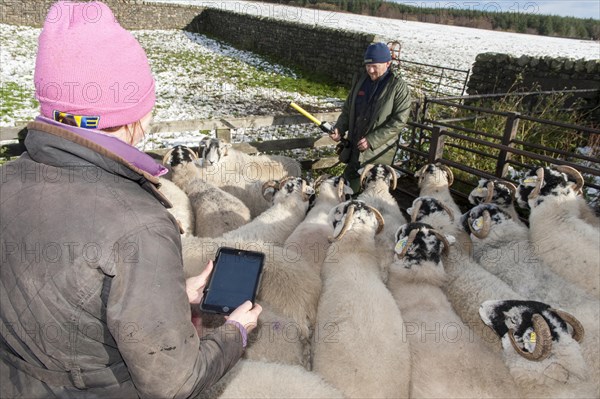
198,359 -> 343,399
480,300 -> 597,398
357,164 -> 407,280
312,199 -> 411,398
388,222 -> 520,398
219,177 -> 314,245
516,165 -> 600,298
157,177 -> 194,235
162,145 -> 251,237
414,162 -> 462,216
407,198 -> 594,396
283,174 -> 353,276
463,203 -> 600,394
197,137 -> 302,217
468,178 -> 525,224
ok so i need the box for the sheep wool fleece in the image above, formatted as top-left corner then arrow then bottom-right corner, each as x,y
0,121 -> 244,398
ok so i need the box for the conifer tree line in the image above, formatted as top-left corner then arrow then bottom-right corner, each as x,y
267,0 -> 600,40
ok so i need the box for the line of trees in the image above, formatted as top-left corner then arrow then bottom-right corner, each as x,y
267,0 -> 600,40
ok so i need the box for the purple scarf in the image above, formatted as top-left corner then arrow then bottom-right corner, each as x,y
36,116 -> 167,177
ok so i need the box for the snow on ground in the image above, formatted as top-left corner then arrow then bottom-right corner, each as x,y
150,0 -> 600,70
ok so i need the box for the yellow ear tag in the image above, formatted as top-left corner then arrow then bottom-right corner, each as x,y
395,237 -> 409,254
523,177 -> 538,185
475,187 -> 485,194
471,217 -> 484,232
530,332 -> 537,343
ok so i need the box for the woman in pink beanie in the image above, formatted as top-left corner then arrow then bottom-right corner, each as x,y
0,2 -> 261,397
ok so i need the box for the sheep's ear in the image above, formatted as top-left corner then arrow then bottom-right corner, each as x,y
304,185 -> 316,195
406,207 -> 413,215
343,185 -> 354,195
445,234 -> 456,246
357,167 -> 364,176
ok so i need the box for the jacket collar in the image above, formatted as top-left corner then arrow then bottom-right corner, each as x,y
25,121 -> 173,209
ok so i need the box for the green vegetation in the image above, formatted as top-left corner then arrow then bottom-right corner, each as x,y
0,81 -> 38,121
264,0 -> 600,40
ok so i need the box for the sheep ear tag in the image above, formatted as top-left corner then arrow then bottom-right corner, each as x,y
523,176 -> 538,185
395,237 -> 409,255
471,217 -> 484,233
530,332 -> 537,344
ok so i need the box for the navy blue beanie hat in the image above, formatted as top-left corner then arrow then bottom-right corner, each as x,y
364,42 -> 391,64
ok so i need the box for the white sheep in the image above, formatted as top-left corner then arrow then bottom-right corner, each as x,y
464,203 -> 600,395
414,162 -> 462,216
480,299 -> 596,398
468,178 -> 524,224
388,222 -> 520,398
157,177 -> 194,236
357,164 -> 407,280
312,200 -> 411,398
409,198 -> 594,396
219,177 -> 314,246
516,165 -> 600,298
198,359 -> 343,398
162,145 -> 251,237
197,137 -> 302,218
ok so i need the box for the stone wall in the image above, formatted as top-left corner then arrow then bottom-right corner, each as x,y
1,1 -> 373,84
187,9 -> 373,84
467,52 -> 600,95
0,0 -> 203,30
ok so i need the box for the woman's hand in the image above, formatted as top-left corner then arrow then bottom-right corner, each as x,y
227,301 -> 263,333
186,260 -> 213,304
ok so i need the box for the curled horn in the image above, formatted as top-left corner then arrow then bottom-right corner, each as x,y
162,148 -> 175,166
438,163 -> 454,187
278,176 -> 296,189
528,168 -> 545,200
365,205 -> 385,235
485,181 -> 496,203
301,180 -> 312,202
262,180 -> 279,200
508,314 -> 552,361
185,147 -> 199,160
468,210 -> 491,239
397,228 -> 419,259
329,204 -> 356,243
384,165 -> 398,191
410,198 -> 423,223
501,181 -> 518,201
554,165 -> 584,194
552,309 -> 585,343
313,173 -> 330,191
337,177 -> 347,203
431,229 -> 451,256
438,201 -> 455,222
360,164 -> 375,188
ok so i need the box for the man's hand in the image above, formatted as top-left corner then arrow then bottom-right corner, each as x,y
357,137 -> 369,152
186,260 -> 213,304
330,128 -> 342,142
227,301 -> 263,333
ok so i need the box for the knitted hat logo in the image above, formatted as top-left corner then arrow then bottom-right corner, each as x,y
34,1 -> 155,130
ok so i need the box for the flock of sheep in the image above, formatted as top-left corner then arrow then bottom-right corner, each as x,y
157,138 -> 600,398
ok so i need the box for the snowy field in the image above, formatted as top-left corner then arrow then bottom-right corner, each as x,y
1,1 -> 598,148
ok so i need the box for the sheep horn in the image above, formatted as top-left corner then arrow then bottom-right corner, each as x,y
360,164 -> 375,189
329,204 -> 356,242
551,309 -> 585,343
528,168 -> 545,200
414,164 -> 428,187
262,180 -> 279,200
301,180 -> 312,202
508,313 -> 552,362
468,210 -> 491,239
554,165 -> 584,194
185,147 -> 198,160
501,181 -> 518,201
438,201 -> 456,222
162,148 -> 175,166
278,176 -> 295,190
396,228 -> 419,259
485,181 -> 495,203
337,177 -> 346,203
365,205 -> 385,235
410,198 -> 423,223
384,165 -> 398,191
438,163 -> 454,187
431,229 -> 451,256
313,174 -> 331,191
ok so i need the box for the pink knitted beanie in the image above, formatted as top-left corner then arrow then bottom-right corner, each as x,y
34,1 -> 155,130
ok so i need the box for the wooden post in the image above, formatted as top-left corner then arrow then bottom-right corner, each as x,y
428,125 -> 445,163
495,112 -> 520,178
